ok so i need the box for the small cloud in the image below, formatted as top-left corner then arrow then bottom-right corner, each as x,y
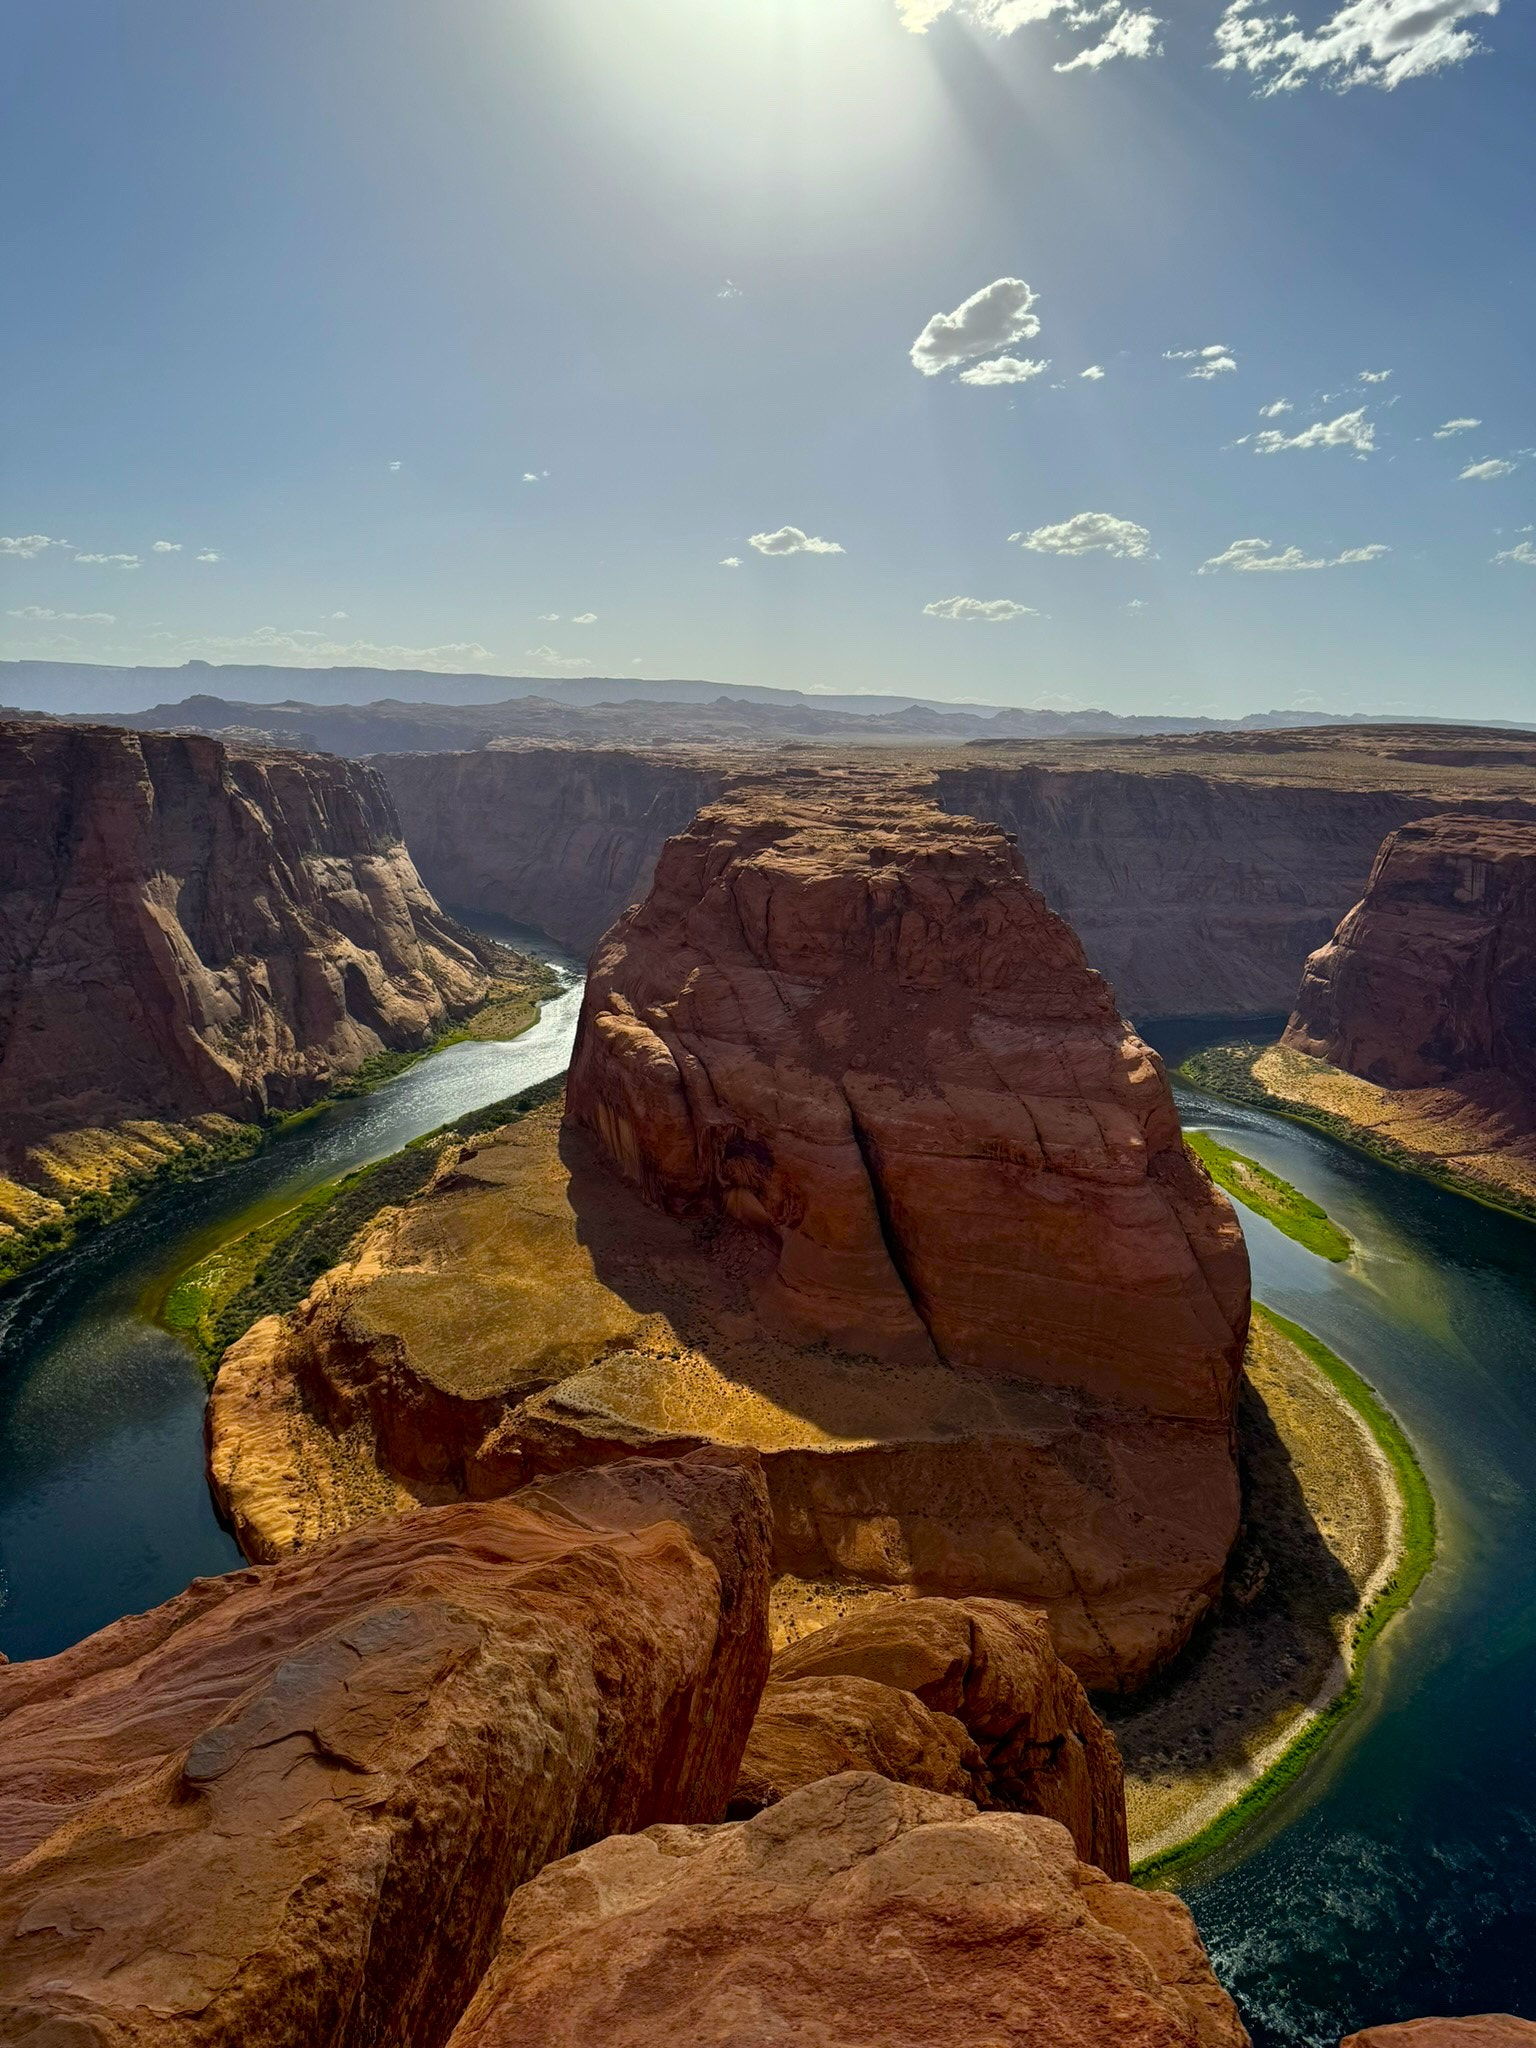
1254,408 -> 1374,455
1167,344 -> 1236,380
1011,511 -> 1152,559
1054,6 -> 1161,69
922,596 -> 1038,622
1080,364 -> 1106,380
1259,399 -> 1292,417
525,644 -> 595,672
537,612 -> 561,621
195,549 -> 222,563
1358,369 -> 1393,383
1126,598 -> 1148,610
1199,536 -> 1390,573
958,354 -> 1051,386
7,604 -> 116,623
1494,541 -> 1536,566
522,472 -> 542,483
748,525 -> 845,556
1434,417 -> 1481,437
717,280 -> 743,299
1460,457 -> 1516,480
911,277 -> 1040,378
570,611 -> 598,624
73,552 -> 141,568
719,556 -> 743,569
901,1 -> 1164,73
330,610 -> 349,620
151,540 -> 182,553
1214,0 -> 1500,95
388,460 -> 402,472
0,534 -> 61,559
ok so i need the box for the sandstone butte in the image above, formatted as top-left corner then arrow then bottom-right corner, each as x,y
209,768 -> 1250,1691
444,1771 -> 1250,2048
731,1594 -> 1130,1881
1285,813 -> 1536,1129
0,1449 -> 773,2047
0,721 -> 492,1181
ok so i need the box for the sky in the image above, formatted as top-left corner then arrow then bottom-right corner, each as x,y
2,0 -> 1533,719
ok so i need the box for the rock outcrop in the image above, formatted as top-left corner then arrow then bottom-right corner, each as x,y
444,1771 -> 1250,2048
1341,2024 -> 1536,2047
212,771 -> 1247,1689
0,722 -> 493,1174
567,771 -> 1249,1413
379,746 -> 727,952
0,1449 -> 772,2047
733,1595 -> 1129,1878
1285,815 -> 1536,1103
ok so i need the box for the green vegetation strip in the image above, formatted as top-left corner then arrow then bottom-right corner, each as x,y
1187,1130 -> 1352,1261
161,1073 -> 567,1374
1134,1304 -> 1437,1890
1181,1042 -> 1536,1228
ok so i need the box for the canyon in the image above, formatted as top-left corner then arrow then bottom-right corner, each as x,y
379,725 -> 1536,1018
208,766 -> 1248,1691
0,722 -> 497,1271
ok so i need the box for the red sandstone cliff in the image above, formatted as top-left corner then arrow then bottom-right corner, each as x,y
0,722 -> 493,1168
566,770 -> 1250,1415
1284,814 -> 1536,1107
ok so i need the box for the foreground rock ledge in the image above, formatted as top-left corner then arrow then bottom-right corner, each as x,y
445,1770 -> 1250,2048
0,1450 -> 771,2048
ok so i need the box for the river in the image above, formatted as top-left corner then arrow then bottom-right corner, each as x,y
0,1001 -> 1532,2040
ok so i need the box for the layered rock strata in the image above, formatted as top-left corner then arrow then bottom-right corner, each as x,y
0,1450 -> 772,2047
0,722 -> 493,1175
444,1771 -> 1250,2048
732,1595 -> 1129,1878
212,772 -> 1248,1688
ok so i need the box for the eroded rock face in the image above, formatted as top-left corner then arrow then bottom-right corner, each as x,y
1285,814 -> 1536,1108
0,722 -> 491,1170
1341,2023 -> 1536,2046
0,1450 -> 772,2048
567,771 -> 1249,1418
444,1771 -> 1250,2048
734,1596 -> 1129,1878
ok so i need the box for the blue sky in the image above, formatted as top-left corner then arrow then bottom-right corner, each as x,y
2,0 -> 1532,716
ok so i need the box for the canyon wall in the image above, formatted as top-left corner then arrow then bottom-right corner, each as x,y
0,722 -> 493,1169
378,745 -> 728,952
1284,815 -> 1536,1099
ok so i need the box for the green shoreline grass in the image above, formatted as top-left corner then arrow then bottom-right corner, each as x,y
1181,1041 -> 1536,1231
1134,1303 -> 1437,1890
1187,1129 -> 1353,1262
158,1072 -> 568,1375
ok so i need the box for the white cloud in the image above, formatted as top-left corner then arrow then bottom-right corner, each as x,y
1460,457 -> 1516,480
1259,399 -> 1293,417
570,611 -> 598,624
923,596 -> 1038,621
1214,0 -> 1499,94
1198,536 -> 1390,573
152,540 -> 182,553
7,604 -> 116,623
1433,417 -> 1481,437
1055,7 -> 1160,66
719,556 -> 742,568
958,353 -> 1051,386
1011,511 -> 1152,558
748,525 -> 845,556
1167,343 -> 1237,379
1126,598 -> 1149,610
522,471 -> 541,483
525,644 -> 595,672
536,612 -> 561,621
1358,368 -> 1393,382
717,280 -> 743,300
195,549 -> 222,563
911,277 -> 1040,377
1494,540 -> 1536,566
387,460 -> 402,472
900,0 -> 1164,71
1254,407 -> 1375,454
1080,364 -> 1106,380
73,552 -> 141,568
330,611 -> 349,620
1,534 -> 63,559
145,625 -> 498,670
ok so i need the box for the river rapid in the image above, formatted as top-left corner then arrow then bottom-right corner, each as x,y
0,1000 -> 1533,2040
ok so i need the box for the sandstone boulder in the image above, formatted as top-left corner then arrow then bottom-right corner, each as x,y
739,1594 -> 1129,1877
1341,2023 -> 1536,2046
444,1771 -> 1249,2048
0,1450 -> 771,2048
